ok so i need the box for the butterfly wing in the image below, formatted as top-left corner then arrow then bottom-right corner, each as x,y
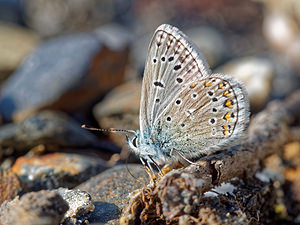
139,24 -> 249,160
152,74 -> 250,158
139,24 -> 211,142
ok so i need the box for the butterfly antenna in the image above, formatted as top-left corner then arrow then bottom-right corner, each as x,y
82,124 -> 138,178
81,124 -> 136,136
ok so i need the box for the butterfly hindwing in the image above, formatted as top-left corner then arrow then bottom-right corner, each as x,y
153,74 -> 250,158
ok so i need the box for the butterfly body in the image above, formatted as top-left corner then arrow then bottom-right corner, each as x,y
128,130 -> 172,163
127,24 -> 250,164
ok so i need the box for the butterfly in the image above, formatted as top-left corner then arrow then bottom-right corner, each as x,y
83,24 -> 250,169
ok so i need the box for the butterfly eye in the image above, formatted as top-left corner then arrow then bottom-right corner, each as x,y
132,137 -> 137,147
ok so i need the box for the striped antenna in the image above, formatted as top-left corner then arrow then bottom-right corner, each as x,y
81,124 -> 136,136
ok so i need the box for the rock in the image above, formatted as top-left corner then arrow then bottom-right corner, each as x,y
185,26 -> 227,68
77,164 -> 149,224
0,1 -> 24,24
0,157 -> 15,170
262,0 -> 300,72
57,188 -> 94,225
12,152 -> 107,191
0,22 -> 39,81
263,11 -> 298,52
0,30 -> 129,122
130,31 -> 152,72
93,80 -> 141,147
94,24 -> 133,51
216,56 -> 274,110
24,0 -> 135,37
0,190 -> 69,225
0,169 -> 22,205
0,111 -> 102,157
23,0 -> 95,37
269,54 -> 299,99
285,37 -> 300,71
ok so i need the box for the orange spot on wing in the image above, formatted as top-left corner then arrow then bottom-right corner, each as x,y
223,130 -> 229,135
180,56 -> 185,62
205,81 -> 213,87
224,112 -> 232,121
190,82 -> 198,88
219,83 -> 225,89
223,90 -> 231,97
225,99 -> 233,108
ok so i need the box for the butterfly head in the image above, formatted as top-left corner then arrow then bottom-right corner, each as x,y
126,130 -> 139,153
127,130 -> 171,164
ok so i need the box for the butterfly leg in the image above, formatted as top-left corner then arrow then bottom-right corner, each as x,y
146,159 -> 156,177
139,156 -> 147,167
148,155 -> 163,176
172,149 -> 198,165
139,157 -> 156,183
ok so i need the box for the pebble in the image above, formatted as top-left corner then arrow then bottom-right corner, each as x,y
268,54 -> 299,99
12,152 -> 107,191
185,26 -> 227,68
0,30 -> 129,122
0,22 -> 39,74
77,164 -> 149,225
0,111 -> 102,156
262,2 -> 300,72
93,80 -> 141,147
263,11 -> 298,52
0,169 -> 22,205
23,0 -> 95,37
0,1 -> 23,24
0,32 -> 100,121
0,190 -> 69,225
57,188 -> 94,225
94,24 -> 133,51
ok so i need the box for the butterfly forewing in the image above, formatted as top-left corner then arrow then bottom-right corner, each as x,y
139,24 -> 211,141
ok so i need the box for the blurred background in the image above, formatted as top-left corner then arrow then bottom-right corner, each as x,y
0,0 -> 300,222
0,1 -> 300,164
